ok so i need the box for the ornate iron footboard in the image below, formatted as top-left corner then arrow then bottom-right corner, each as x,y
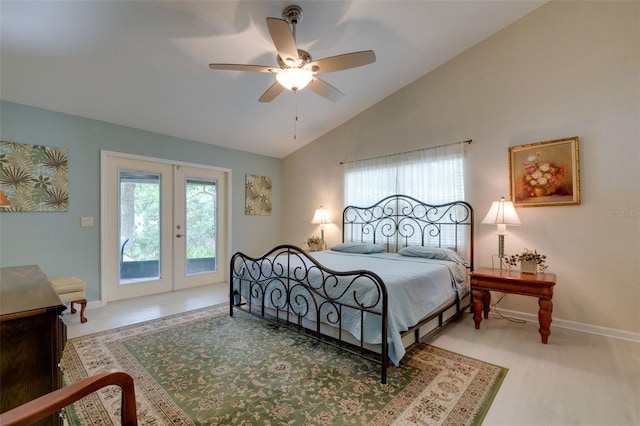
230,245 -> 390,383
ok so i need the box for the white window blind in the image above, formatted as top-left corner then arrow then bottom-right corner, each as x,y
343,143 -> 467,250
344,142 -> 466,207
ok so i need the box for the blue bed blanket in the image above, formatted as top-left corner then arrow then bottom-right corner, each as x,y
234,250 -> 467,366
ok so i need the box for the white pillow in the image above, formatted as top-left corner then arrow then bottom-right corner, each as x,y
330,242 -> 385,254
398,246 -> 465,263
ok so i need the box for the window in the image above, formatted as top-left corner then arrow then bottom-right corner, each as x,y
184,177 -> 217,275
344,143 -> 465,207
119,170 -> 161,283
343,143 -> 466,249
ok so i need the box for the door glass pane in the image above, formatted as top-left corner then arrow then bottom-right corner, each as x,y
119,170 -> 161,284
185,177 -> 217,275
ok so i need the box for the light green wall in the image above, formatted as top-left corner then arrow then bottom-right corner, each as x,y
283,1 -> 640,334
0,101 -> 283,300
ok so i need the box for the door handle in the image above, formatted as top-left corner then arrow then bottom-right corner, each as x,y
176,234 -> 184,238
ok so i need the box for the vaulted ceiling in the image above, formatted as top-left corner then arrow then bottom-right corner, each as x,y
1,1 -> 546,158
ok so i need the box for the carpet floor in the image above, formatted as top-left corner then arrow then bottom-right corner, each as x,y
62,303 -> 507,425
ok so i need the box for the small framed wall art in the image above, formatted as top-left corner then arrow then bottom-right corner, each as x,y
245,174 -> 272,215
509,136 -> 580,207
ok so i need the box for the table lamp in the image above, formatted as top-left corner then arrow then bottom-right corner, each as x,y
482,197 -> 521,269
311,206 -> 331,249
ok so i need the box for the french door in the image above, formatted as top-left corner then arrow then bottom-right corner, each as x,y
102,153 -> 228,302
173,165 -> 227,290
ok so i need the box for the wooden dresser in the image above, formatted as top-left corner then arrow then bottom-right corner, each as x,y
1,265 -> 67,426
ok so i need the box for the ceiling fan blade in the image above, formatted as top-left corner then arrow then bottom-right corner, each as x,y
307,78 -> 344,102
209,64 -> 275,73
310,50 -> 376,74
258,81 -> 285,103
266,17 -> 299,66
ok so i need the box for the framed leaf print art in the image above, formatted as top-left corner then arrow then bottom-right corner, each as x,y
509,136 -> 580,207
245,174 -> 272,215
0,141 -> 69,211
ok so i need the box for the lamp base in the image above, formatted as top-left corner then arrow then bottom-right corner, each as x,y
495,234 -> 506,269
491,254 -> 506,270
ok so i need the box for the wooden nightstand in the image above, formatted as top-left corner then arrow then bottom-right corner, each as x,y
470,267 -> 557,343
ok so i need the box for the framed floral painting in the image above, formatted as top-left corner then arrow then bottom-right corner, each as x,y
509,136 -> 580,207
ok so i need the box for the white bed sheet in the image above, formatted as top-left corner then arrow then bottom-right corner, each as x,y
234,250 -> 467,366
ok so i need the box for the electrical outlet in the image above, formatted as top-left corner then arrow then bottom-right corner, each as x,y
80,216 -> 94,227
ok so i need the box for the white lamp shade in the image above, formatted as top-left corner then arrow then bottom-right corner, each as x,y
311,207 -> 331,225
482,197 -> 521,229
276,68 -> 313,91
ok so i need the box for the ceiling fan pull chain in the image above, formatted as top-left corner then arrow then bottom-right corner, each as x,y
294,92 -> 298,140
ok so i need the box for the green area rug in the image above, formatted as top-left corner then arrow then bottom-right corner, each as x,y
62,304 -> 506,425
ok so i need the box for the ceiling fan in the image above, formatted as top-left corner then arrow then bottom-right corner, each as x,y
208,5 -> 376,103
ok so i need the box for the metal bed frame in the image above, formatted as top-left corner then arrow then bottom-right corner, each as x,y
230,195 -> 474,384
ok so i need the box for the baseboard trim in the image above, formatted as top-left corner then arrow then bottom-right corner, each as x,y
87,300 -> 104,310
81,299 -> 640,343
495,308 -> 640,343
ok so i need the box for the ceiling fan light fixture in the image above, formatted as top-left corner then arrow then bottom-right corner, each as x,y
276,67 -> 313,91
209,5 -> 375,102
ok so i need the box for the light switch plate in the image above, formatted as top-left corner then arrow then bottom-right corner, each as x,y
80,216 -> 94,227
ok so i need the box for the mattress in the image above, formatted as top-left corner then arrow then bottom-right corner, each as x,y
234,250 -> 467,365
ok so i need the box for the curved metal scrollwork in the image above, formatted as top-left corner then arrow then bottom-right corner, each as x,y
231,246 -> 386,314
230,245 -> 389,382
343,195 -> 473,263
229,197 -> 474,385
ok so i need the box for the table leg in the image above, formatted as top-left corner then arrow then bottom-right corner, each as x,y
538,297 -> 553,344
482,290 -> 491,319
471,288 -> 485,329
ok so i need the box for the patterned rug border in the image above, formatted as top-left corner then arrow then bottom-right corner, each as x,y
431,345 -> 507,425
63,303 -> 507,425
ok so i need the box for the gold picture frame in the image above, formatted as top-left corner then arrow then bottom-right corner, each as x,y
509,136 -> 580,207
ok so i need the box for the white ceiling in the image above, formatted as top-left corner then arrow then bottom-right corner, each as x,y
1,1 -> 546,159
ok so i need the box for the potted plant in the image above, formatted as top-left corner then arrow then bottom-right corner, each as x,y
306,236 -> 324,251
505,249 -> 548,274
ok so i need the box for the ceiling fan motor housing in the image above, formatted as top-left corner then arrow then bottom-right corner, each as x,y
277,49 -> 312,70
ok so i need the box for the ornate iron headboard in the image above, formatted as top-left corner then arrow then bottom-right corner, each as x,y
342,195 -> 474,270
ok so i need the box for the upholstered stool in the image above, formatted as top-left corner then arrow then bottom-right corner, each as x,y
50,276 -> 87,323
